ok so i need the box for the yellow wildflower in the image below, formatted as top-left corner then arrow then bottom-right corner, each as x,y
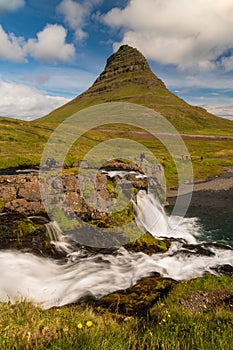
86,321 -> 93,327
77,323 -> 83,329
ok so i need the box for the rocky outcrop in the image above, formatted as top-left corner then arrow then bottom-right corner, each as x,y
83,276 -> 176,316
82,45 -> 166,97
0,213 -> 64,258
0,174 -> 44,215
0,159 -> 165,220
0,161 -> 168,256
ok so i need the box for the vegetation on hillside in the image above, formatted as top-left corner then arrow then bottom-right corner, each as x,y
1,114 -> 233,188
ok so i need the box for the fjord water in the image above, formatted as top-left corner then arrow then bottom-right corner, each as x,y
0,191 -> 232,309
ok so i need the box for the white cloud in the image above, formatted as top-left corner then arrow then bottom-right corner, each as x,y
205,104 -> 233,120
0,0 -> 25,14
57,0 -> 89,40
0,25 -> 26,62
0,24 -> 75,63
57,0 -> 103,41
188,97 -> 233,121
103,0 -> 233,71
0,79 -> 70,120
26,24 -> 75,62
163,70 -> 233,90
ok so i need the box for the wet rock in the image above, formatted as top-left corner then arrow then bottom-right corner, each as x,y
211,264 -> 233,276
0,213 -> 64,259
124,233 -> 171,255
89,276 -> 175,316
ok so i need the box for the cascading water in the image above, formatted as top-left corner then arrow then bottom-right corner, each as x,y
0,190 -> 232,309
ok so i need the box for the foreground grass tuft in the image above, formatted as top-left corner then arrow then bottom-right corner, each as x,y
0,275 -> 232,350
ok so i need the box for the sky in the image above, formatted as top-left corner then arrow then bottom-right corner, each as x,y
1,0 -> 233,121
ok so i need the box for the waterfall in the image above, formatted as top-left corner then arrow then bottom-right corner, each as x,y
0,191 -> 232,309
133,190 -> 198,244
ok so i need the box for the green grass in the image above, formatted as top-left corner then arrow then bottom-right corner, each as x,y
0,275 -> 232,350
1,116 -> 232,189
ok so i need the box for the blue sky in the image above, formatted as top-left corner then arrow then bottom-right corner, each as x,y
0,0 -> 233,121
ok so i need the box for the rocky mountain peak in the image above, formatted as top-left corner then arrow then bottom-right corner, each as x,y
84,45 -> 166,96
96,45 -> 151,81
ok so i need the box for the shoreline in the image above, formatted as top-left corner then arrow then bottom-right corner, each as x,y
167,170 -> 233,208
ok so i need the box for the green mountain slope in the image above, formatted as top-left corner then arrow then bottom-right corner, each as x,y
0,116 -> 50,169
35,45 -> 233,135
1,45 -> 233,182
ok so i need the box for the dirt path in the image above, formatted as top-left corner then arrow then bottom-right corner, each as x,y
96,128 -> 233,141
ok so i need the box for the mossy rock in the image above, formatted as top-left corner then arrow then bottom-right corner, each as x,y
92,277 -> 176,316
17,219 -> 39,238
0,199 -> 6,210
100,158 -> 142,172
124,233 -> 171,255
0,213 -> 64,258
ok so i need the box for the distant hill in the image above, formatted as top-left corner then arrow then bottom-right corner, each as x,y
35,45 -> 233,135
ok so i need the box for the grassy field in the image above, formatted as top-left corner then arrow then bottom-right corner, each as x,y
1,118 -> 233,189
0,275 -> 232,350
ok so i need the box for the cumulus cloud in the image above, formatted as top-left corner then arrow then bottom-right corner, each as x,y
0,24 -> 75,63
57,0 -> 102,40
103,0 -> 233,71
57,0 -> 89,40
0,79 -> 70,120
0,25 -> 26,62
0,0 -> 25,14
26,24 -> 75,62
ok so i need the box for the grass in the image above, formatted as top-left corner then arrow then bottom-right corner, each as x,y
1,121 -> 232,189
0,116 -> 232,190
0,275 -> 232,350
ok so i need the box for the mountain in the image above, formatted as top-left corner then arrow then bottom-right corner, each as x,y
36,45 -> 233,134
1,45 -> 233,173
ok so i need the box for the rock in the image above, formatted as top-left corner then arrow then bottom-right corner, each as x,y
124,233 -> 171,255
211,264 -> 233,276
18,180 -> 41,201
0,162 -> 165,233
88,45 -> 166,96
89,276 -> 175,316
5,199 -> 44,215
0,185 -> 17,201
0,213 -> 64,258
100,159 -> 142,172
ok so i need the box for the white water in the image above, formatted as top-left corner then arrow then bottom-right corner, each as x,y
133,191 -> 199,244
100,169 -> 147,179
0,191 -> 232,308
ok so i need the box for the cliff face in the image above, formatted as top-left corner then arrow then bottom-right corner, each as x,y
91,45 -> 164,91
83,45 -> 166,96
